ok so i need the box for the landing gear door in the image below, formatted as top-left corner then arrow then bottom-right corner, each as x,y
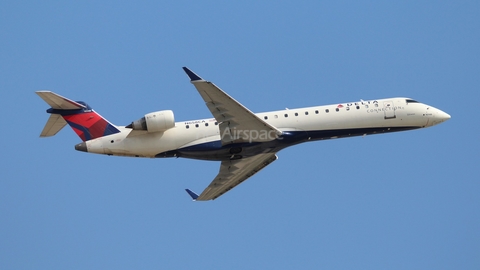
384,101 -> 396,119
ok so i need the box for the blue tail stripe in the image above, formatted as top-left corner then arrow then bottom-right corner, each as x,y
66,120 -> 92,141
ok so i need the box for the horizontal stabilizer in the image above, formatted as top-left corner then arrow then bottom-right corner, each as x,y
185,189 -> 199,201
36,91 -> 121,141
36,91 -> 86,110
40,114 -> 67,137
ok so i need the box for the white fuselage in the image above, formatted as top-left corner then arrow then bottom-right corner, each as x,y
82,97 -> 450,160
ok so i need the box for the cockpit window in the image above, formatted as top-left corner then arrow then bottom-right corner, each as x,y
406,99 -> 419,103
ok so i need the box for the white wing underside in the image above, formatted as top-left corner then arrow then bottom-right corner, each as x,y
196,153 -> 278,201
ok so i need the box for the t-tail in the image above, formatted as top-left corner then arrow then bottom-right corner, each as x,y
36,91 -> 120,141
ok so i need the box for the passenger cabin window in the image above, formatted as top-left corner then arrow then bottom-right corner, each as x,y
195,124 -> 199,128
335,108 -> 339,112
264,116 -> 268,120
205,123 -> 208,127
284,114 -> 288,118
325,109 -> 329,113
315,110 -> 319,114
346,107 -> 350,111
215,122 -> 218,125
186,125 -> 189,129
305,111 -> 309,115
356,105 -> 360,109
295,112 -> 298,116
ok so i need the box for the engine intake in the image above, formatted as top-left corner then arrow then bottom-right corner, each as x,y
126,110 -> 175,132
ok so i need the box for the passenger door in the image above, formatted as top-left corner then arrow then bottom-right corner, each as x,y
383,101 -> 396,119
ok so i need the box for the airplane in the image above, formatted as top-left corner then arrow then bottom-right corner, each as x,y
36,67 -> 451,201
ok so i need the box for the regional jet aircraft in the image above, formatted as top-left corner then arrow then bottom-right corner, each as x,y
36,67 -> 450,201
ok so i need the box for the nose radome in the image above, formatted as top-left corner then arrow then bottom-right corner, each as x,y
437,110 -> 451,121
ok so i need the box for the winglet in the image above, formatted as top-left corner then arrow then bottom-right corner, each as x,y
182,67 -> 203,81
185,189 -> 199,201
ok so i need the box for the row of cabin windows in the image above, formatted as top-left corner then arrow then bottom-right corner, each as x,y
185,104 -> 381,128
186,122 -> 218,129
262,104 -> 377,120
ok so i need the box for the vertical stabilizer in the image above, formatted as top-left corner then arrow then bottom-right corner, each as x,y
36,91 -> 120,141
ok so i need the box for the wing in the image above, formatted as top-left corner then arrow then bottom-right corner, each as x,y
187,153 -> 278,201
183,67 -> 282,145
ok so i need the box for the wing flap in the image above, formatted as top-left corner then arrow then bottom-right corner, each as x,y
195,153 -> 278,201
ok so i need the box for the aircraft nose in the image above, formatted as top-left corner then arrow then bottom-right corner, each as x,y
75,142 -> 88,152
436,109 -> 451,121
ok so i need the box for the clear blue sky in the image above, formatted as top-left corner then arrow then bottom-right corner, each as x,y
1,1 -> 478,269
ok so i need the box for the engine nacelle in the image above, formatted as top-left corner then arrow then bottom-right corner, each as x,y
127,110 -> 175,132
